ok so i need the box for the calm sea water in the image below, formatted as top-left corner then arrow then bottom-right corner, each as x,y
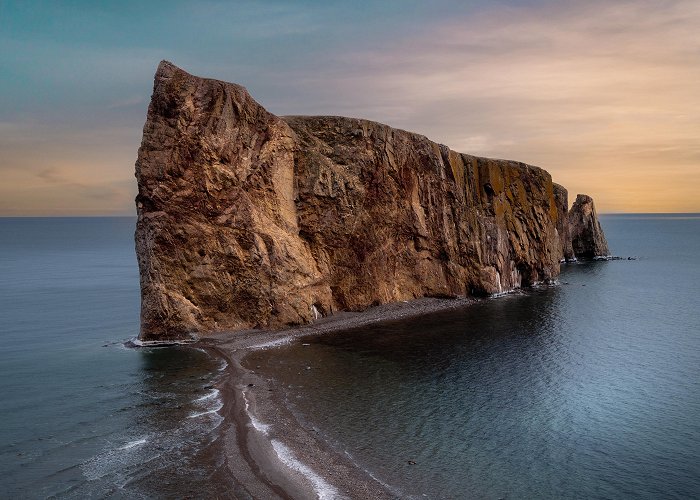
247,214 -> 700,499
1,216 -> 699,499
0,218 -> 229,498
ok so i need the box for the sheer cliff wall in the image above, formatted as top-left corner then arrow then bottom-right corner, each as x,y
135,61 -> 607,340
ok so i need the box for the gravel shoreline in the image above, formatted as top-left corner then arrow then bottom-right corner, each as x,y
197,296 -> 478,499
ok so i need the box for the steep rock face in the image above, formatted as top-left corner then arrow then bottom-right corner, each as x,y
135,61 -> 325,339
568,194 -> 610,258
553,183 -> 575,262
285,115 -> 564,310
135,62 -> 607,340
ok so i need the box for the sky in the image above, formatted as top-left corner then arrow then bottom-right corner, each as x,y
1,0 -> 698,215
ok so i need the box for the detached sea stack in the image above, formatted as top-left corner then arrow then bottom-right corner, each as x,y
135,61 -> 609,341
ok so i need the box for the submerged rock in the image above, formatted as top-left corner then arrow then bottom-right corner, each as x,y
135,61 -> 609,340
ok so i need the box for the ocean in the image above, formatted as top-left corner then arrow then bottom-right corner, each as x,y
0,218 -> 230,498
247,214 -> 700,499
1,215 -> 699,498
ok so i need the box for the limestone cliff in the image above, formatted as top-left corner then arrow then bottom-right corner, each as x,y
135,61 -> 608,340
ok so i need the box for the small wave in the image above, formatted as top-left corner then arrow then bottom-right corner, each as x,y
249,414 -> 270,434
124,337 -> 198,348
250,337 -> 292,350
271,439 -> 341,500
189,385 -> 223,420
194,389 -> 220,403
104,340 -> 134,350
242,390 -> 270,434
119,438 -> 147,450
81,437 -> 160,481
187,400 -> 223,419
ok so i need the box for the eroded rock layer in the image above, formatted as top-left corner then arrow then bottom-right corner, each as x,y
135,61 -> 608,340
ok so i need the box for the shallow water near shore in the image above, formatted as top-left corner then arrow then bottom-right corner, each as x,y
0,218 -> 230,498
247,214 -> 700,499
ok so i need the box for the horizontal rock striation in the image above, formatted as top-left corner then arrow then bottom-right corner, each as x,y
135,61 -> 608,340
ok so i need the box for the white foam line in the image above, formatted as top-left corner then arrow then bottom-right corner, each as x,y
187,401 -> 223,419
249,336 -> 292,350
194,389 -> 220,403
126,337 -> 198,347
343,450 -> 399,495
490,287 -> 521,298
242,389 -> 340,498
249,414 -> 270,434
118,438 -> 147,450
271,439 -> 341,500
243,391 -> 270,434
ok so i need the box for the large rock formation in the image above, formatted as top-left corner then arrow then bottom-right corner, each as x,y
135,61 -> 608,340
569,194 -> 610,258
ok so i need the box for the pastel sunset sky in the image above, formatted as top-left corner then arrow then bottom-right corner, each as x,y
1,0 -> 698,215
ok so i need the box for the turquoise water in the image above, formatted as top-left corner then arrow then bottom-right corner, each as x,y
0,218 -> 229,498
248,214 -> 700,499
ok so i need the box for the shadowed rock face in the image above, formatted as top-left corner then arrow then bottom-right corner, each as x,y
135,61 -> 608,340
569,194 -> 610,259
553,183 -> 576,262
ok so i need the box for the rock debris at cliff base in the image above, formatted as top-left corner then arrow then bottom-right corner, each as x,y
135,61 -> 609,340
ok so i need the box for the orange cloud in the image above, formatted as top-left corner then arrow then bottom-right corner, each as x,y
1,0 -> 698,214
278,0 -> 700,212
0,124 -> 138,215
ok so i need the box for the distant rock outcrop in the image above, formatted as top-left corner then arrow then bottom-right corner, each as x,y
568,194 -> 610,259
135,61 -> 609,340
553,183 -> 576,262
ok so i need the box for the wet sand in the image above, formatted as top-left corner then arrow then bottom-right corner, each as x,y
197,296 -> 476,499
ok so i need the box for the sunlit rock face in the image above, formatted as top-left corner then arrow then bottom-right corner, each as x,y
135,61 -> 607,340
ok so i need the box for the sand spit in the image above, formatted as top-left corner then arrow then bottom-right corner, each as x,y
198,296 -> 478,499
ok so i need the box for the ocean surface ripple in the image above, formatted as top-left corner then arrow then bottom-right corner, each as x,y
247,214 -> 700,499
1,215 -> 699,498
0,218 -> 228,498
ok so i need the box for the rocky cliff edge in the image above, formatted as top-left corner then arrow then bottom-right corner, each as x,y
135,61 -> 608,340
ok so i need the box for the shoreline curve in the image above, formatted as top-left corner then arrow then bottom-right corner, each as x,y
197,296 -> 481,498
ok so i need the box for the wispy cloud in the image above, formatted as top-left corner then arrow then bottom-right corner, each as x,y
36,167 -> 64,183
34,167 -> 123,200
264,0 -> 699,211
1,0 -> 698,213
0,122 -> 139,215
